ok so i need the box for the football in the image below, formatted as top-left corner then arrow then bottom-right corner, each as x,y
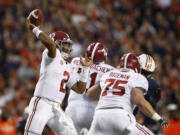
28,9 -> 43,26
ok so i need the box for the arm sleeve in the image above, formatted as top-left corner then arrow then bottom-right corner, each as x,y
99,72 -> 109,91
43,49 -> 55,64
66,67 -> 81,89
129,73 -> 149,94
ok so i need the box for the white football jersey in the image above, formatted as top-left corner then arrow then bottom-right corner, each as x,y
96,69 -> 148,113
68,57 -> 114,106
34,49 -> 76,103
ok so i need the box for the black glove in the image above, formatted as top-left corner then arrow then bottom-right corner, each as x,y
158,118 -> 169,128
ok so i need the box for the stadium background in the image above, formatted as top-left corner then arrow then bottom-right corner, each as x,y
0,0 -> 180,134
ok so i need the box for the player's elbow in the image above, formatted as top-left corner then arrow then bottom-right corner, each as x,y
71,87 -> 85,94
77,87 -> 85,94
72,82 -> 86,94
78,82 -> 87,94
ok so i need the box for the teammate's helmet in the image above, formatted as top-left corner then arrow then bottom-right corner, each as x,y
86,42 -> 107,64
119,53 -> 140,73
138,54 -> 155,73
49,31 -> 72,59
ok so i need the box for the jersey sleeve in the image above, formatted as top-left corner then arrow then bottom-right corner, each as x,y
95,64 -> 114,85
66,69 -> 81,89
99,72 -> 110,91
42,49 -> 55,64
129,73 -> 149,93
70,57 -> 81,73
66,59 -> 81,89
146,78 -> 161,103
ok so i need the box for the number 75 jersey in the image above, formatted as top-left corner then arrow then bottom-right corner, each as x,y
96,69 -> 149,113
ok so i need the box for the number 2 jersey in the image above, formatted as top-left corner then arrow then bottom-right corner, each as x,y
68,57 -> 114,106
34,49 -> 77,103
96,69 -> 149,113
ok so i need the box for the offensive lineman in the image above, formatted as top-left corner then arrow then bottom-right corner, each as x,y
87,53 -> 168,135
66,42 -> 114,134
24,18 -> 92,135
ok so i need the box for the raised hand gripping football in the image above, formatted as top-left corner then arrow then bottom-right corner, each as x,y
27,9 -> 43,27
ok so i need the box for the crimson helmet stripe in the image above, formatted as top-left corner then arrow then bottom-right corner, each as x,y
91,42 -> 100,61
124,53 -> 131,69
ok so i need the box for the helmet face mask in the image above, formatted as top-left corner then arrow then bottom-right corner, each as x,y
138,54 -> 155,77
59,42 -> 72,59
49,31 -> 72,59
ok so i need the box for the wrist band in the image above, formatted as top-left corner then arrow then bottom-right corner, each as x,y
80,66 -> 90,82
151,113 -> 162,122
32,27 -> 42,38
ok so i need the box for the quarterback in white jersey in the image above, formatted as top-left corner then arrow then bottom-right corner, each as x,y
25,19 -> 92,135
66,42 -> 114,133
87,53 -> 168,135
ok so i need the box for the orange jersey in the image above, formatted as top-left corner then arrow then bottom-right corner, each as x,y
163,119 -> 180,135
0,119 -> 16,135
50,130 -> 55,135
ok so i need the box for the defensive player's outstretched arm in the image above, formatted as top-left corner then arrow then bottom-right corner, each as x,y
131,88 -> 169,129
86,84 -> 101,100
26,20 -> 56,58
71,55 -> 92,94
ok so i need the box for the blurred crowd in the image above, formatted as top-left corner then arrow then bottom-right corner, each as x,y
0,0 -> 180,134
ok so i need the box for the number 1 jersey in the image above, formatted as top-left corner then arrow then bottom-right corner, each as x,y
68,57 -> 114,106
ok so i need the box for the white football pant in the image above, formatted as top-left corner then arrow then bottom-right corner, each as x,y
88,108 -> 154,135
24,97 -> 78,135
66,101 -> 95,133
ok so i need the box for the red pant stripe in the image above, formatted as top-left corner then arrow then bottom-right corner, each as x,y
25,97 -> 41,135
136,124 -> 151,135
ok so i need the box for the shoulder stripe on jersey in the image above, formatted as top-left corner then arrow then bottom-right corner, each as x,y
91,42 -> 100,61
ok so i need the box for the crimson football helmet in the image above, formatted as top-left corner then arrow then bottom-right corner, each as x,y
86,42 -> 107,64
119,53 -> 140,73
49,31 -> 72,59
